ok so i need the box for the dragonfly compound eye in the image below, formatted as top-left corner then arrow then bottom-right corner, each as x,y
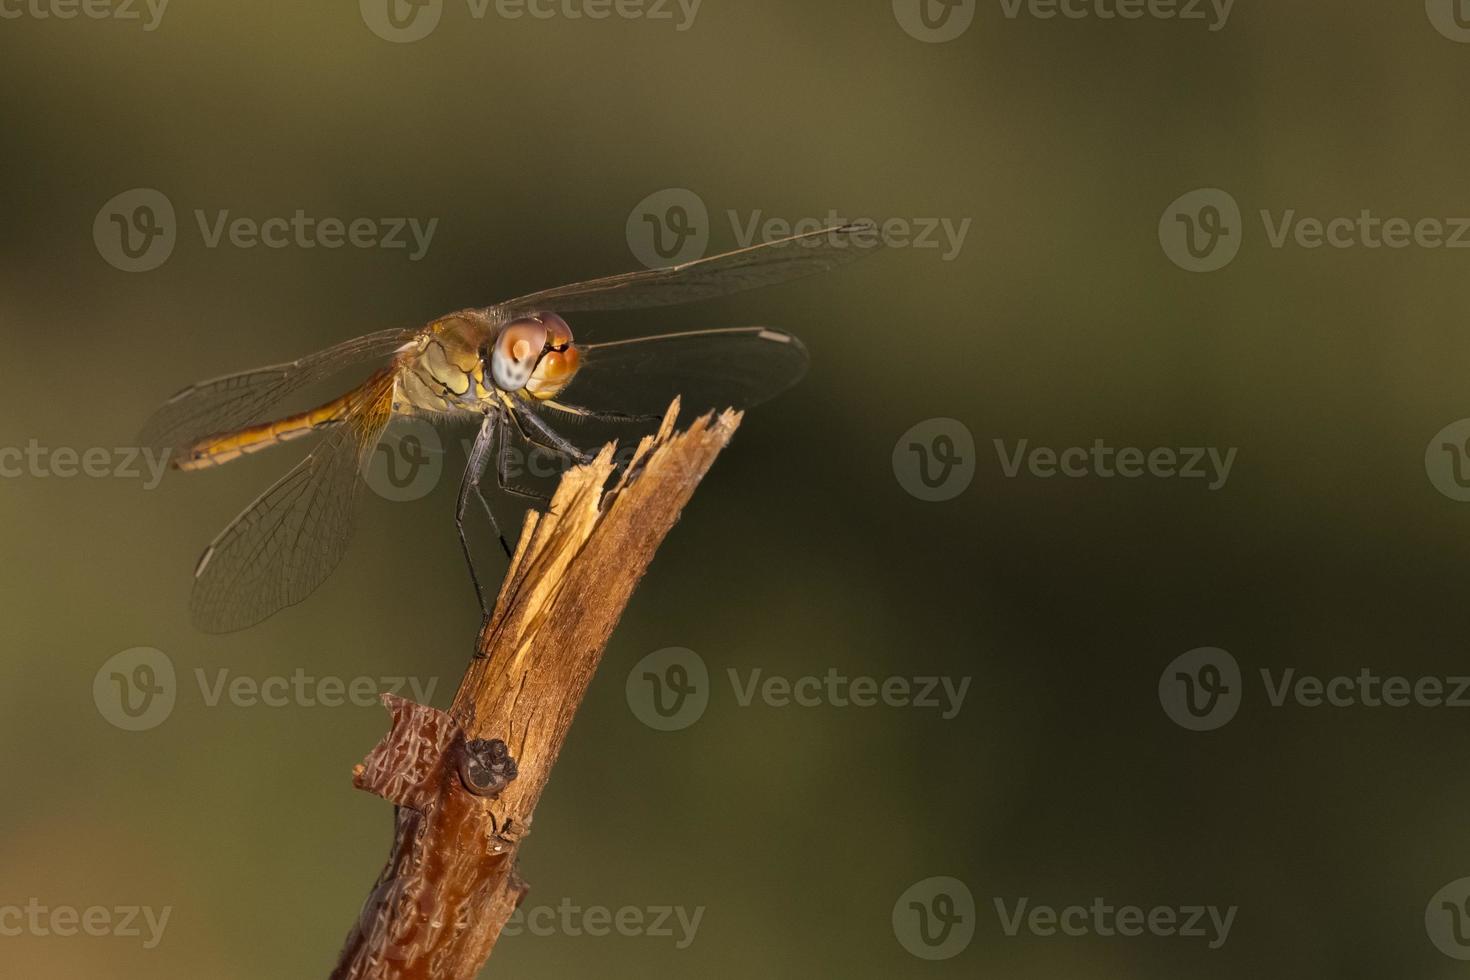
491,318 -> 549,391
526,330 -> 581,401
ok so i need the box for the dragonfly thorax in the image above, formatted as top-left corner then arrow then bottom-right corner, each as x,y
396,311 -> 498,416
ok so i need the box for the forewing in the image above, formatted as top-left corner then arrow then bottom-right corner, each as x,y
188,373 -> 396,633
557,326 -> 809,418
139,328 -> 416,456
498,223 -> 880,314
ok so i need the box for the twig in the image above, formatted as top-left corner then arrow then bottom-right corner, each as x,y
330,398 -> 742,979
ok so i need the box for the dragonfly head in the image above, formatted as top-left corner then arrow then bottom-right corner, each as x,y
489,312 -> 581,399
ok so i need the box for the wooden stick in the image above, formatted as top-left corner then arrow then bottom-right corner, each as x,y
330,399 -> 742,979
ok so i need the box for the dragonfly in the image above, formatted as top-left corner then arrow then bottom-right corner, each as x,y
141,223 -> 879,633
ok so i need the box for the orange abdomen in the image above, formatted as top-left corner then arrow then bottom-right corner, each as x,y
176,384 -> 372,471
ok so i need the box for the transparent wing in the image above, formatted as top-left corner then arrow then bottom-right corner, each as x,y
139,327 -> 416,455
498,223 -> 880,315
553,326 -> 809,418
188,373 -> 396,633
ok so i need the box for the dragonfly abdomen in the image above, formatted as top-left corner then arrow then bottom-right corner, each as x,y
176,384 -> 363,471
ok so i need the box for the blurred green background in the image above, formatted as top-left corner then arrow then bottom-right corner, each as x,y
5,2 -> 1470,977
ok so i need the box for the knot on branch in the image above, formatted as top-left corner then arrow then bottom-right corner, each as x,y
458,738 -> 518,798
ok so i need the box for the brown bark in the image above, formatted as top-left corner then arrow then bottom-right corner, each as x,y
331,400 -> 741,979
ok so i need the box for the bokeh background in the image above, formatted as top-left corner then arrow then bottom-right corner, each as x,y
4,2 -> 1470,976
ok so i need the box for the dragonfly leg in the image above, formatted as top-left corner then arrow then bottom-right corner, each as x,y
457,412 -> 510,616
540,400 -> 662,425
495,414 -> 553,504
508,402 -> 594,465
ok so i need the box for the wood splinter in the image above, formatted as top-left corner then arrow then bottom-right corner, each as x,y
331,399 -> 742,979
